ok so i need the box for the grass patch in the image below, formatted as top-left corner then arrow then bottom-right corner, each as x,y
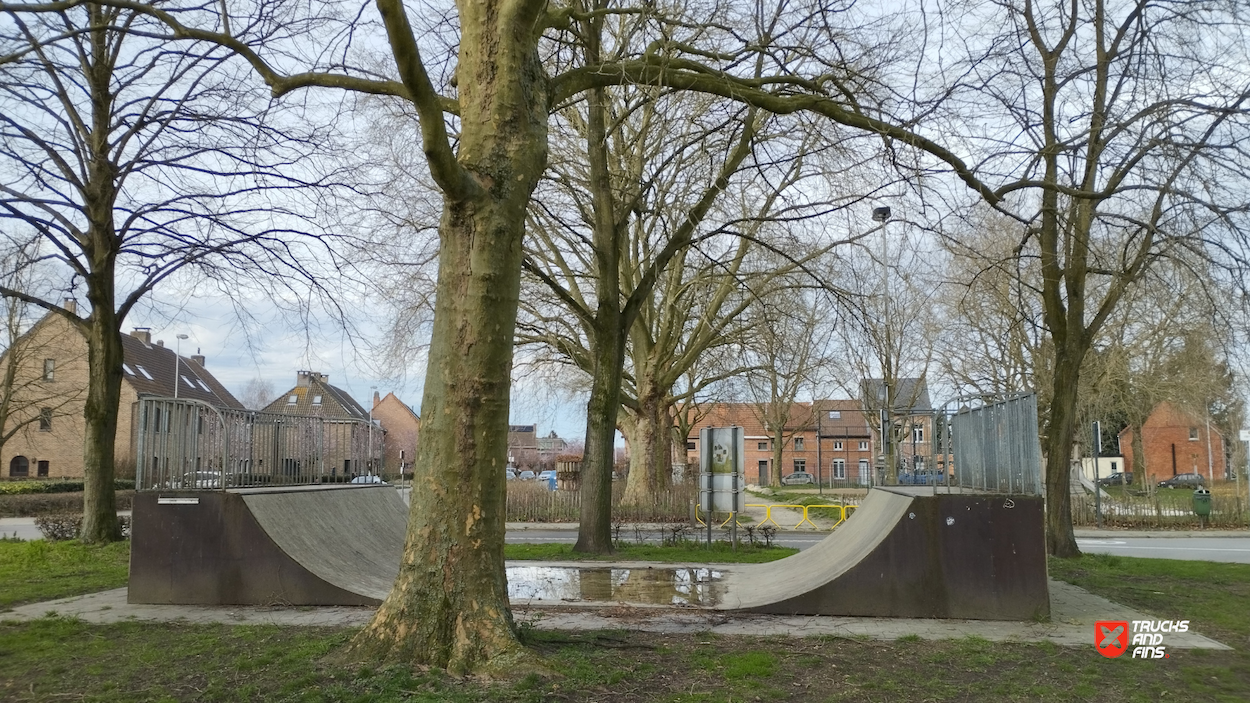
2,619 -> 1244,702
1049,553 -> 1250,648
0,539 -> 129,609
505,541 -> 797,563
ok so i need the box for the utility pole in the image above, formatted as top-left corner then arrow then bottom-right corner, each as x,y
174,333 -> 188,399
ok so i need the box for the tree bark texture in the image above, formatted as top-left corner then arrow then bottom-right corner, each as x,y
621,390 -> 673,505
573,328 -> 624,553
80,302 -> 124,543
347,1 -> 548,672
1043,346 -> 1083,558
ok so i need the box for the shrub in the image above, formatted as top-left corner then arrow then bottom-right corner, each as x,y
34,514 -> 131,541
0,490 -> 135,518
0,479 -> 135,495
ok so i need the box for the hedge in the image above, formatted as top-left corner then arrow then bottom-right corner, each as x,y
0,490 -> 135,518
0,479 -> 135,495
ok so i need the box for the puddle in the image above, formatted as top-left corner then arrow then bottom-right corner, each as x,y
507,566 -> 724,606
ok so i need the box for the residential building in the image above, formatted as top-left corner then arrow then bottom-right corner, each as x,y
862,378 -> 935,477
685,401 -> 876,486
1119,402 -> 1226,483
262,371 -> 381,477
1,308 -> 242,479
371,391 -> 420,477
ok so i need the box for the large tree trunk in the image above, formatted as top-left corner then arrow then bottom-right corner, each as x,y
621,390 -> 672,504
1043,347 -> 1083,558
770,428 -> 784,488
574,328 -> 624,554
80,299 -> 124,544
347,5 -> 548,673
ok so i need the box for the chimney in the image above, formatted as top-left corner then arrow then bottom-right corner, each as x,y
297,370 -> 325,387
130,328 -> 151,345
373,390 -> 381,407
62,298 -> 76,314
156,340 -> 164,347
191,354 -> 206,367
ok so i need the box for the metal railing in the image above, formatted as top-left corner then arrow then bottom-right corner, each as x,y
135,397 -> 382,491
695,502 -> 858,530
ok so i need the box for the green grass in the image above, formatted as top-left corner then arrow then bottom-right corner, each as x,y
0,539 -> 129,609
755,489 -> 859,522
505,541 -> 798,563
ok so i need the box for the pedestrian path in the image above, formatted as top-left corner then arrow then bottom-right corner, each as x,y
3,580 -> 1228,651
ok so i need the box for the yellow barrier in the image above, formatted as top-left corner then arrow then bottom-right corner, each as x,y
695,503 -> 858,530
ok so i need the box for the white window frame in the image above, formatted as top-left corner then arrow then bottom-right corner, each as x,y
832,459 -> 846,479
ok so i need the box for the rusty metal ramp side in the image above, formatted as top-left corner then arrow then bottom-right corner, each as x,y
241,484 -> 408,602
717,488 -> 915,611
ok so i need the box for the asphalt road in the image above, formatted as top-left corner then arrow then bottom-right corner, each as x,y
1075,536 -> 1250,564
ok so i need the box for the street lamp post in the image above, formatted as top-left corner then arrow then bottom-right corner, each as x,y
369,386 -> 377,475
174,333 -> 189,399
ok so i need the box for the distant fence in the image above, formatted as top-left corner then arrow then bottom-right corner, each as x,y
1071,493 -> 1248,528
506,482 -> 696,523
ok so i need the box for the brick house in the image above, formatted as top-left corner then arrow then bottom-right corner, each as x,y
1119,402 -> 1226,483
371,391 -> 419,477
862,378 -> 936,477
685,401 -> 877,486
261,371 -> 381,477
1,309 -> 242,479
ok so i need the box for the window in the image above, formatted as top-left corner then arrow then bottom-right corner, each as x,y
135,365 -> 154,380
833,459 -> 846,479
181,375 -> 195,388
833,441 -> 843,450
42,358 -> 54,381
912,426 -> 924,443
39,408 -> 52,431
9,456 -> 28,477
196,379 -> 211,392
37,460 -> 49,477
754,441 -> 765,450
1110,461 -> 1118,473
1189,427 -> 1199,441
793,459 -> 806,473
287,395 -> 298,404
312,395 -> 323,405
828,411 -> 841,419
794,437 -> 804,451
686,441 -> 696,450
122,363 -> 135,376
858,440 -> 869,451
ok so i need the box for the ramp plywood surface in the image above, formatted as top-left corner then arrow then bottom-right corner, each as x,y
719,489 -> 915,610
241,485 -> 408,601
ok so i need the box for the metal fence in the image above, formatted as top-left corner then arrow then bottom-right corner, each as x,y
942,393 -> 1043,495
135,398 -> 382,491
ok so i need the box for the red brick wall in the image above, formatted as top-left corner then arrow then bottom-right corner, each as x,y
1119,403 -> 1226,481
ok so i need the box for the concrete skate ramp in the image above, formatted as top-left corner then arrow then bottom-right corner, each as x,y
129,484 -> 407,606
718,487 -> 1049,620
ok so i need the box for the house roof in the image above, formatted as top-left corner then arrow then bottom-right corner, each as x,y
687,401 -> 872,439
262,372 -> 370,420
862,378 -> 932,412
374,392 -> 420,422
119,332 -> 243,408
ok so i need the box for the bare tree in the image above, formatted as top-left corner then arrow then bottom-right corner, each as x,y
50,0 -> 1010,671
943,0 -> 1250,556
238,377 -> 275,411
0,5 -> 339,541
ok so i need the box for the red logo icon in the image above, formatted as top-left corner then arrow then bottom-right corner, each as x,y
1096,621 -> 1130,658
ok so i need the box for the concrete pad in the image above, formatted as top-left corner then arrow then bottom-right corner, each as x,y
2,580 -> 1229,651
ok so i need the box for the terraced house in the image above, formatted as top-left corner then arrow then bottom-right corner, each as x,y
1,305 -> 242,479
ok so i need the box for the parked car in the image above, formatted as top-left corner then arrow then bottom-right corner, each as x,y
505,469 -> 517,480
898,470 -> 948,486
350,474 -> 385,484
537,470 -> 557,481
1158,473 -> 1205,489
781,471 -> 814,485
1097,472 -> 1133,487
518,470 -> 536,480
